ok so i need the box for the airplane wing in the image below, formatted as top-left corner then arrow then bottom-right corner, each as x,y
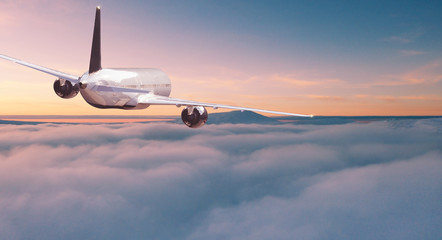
139,94 -> 313,117
0,54 -> 79,83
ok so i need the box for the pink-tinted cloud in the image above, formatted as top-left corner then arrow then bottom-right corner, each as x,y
0,119 -> 441,239
306,95 -> 345,101
374,95 -> 442,102
191,153 -> 441,240
398,50 -> 425,56
373,61 -> 442,86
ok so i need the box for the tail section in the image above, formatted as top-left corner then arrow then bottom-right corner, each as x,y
89,6 -> 102,74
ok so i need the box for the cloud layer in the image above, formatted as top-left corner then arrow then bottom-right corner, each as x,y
0,119 -> 441,239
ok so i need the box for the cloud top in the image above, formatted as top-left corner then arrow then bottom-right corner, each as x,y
0,119 -> 441,239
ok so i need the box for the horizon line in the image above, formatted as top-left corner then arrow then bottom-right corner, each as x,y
1,115 -> 441,119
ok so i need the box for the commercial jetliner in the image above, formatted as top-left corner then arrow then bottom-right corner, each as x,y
0,6 -> 312,128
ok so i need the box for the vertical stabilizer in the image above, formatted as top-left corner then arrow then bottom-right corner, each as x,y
89,6 -> 102,73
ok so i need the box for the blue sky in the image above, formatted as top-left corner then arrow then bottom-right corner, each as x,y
119,0 -> 442,65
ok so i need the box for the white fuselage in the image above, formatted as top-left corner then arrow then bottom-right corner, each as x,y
79,68 -> 171,109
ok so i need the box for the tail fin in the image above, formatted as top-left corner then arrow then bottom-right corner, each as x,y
89,6 -> 102,74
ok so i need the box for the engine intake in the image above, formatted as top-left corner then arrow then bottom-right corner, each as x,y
181,106 -> 208,128
53,79 -> 79,99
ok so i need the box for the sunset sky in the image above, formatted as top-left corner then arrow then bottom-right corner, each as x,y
0,0 -> 441,116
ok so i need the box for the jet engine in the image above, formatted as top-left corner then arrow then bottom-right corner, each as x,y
181,106 -> 208,128
53,79 -> 79,99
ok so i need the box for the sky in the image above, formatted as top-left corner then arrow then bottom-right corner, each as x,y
0,0 -> 441,115
0,119 -> 441,239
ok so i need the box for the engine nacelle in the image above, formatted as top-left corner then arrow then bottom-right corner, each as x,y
53,79 -> 79,99
181,106 -> 208,128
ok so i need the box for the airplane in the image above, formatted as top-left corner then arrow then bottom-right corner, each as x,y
0,6 -> 312,128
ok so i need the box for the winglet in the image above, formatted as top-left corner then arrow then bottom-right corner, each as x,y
89,6 -> 102,74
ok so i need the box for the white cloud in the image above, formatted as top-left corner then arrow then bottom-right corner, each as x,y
0,119 -> 441,239
191,153 -> 442,240
399,50 -> 425,56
